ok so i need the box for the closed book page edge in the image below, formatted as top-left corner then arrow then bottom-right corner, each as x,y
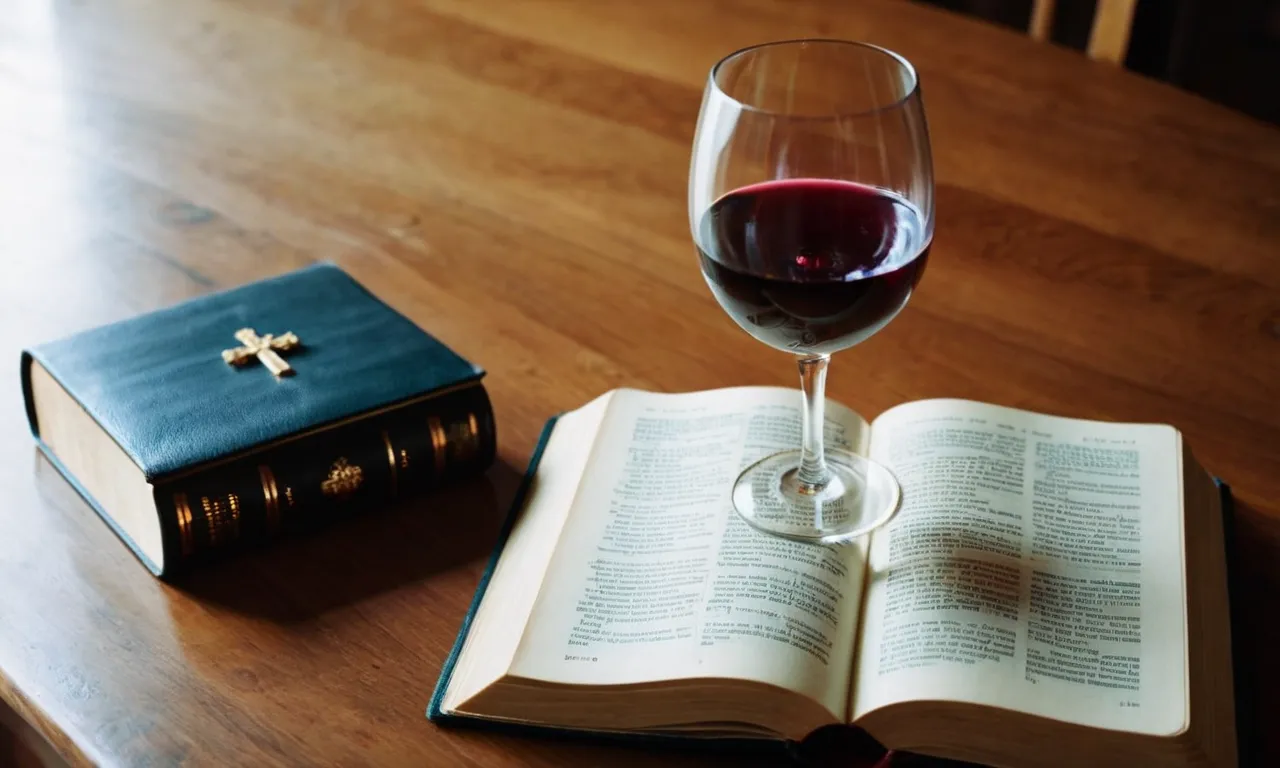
32,440 -> 163,577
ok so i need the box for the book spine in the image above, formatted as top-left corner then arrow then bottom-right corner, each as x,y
155,384 -> 496,569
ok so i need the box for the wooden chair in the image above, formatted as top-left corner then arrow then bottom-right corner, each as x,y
1029,0 -> 1139,65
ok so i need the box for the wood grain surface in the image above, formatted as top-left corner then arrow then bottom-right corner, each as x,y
0,1 -> 1277,766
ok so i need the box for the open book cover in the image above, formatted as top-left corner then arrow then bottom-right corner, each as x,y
429,389 -> 1248,768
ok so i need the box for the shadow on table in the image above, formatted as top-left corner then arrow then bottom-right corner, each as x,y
1225,497 -> 1280,768
173,457 -> 524,622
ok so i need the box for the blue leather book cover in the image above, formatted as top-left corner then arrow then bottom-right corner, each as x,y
21,262 -> 492,576
22,262 -> 482,478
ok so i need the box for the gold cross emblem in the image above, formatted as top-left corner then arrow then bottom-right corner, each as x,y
221,327 -> 301,378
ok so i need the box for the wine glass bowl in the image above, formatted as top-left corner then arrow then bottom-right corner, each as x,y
695,177 -> 930,356
689,40 -> 934,543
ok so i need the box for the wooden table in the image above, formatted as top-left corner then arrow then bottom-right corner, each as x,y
0,0 -> 1276,765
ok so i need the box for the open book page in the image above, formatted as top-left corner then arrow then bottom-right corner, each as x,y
852,399 -> 1187,736
510,387 -> 870,722
442,393 -> 615,712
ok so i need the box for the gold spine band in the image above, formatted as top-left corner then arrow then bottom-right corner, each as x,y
428,416 -> 447,476
174,493 -> 195,557
382,430 -> 398,499
259,465 -> 281,534
448,412 -> 480,464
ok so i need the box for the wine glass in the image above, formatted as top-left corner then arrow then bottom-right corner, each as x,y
689,39 -> 934,544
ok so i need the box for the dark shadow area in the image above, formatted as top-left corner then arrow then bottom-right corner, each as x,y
1223,496 -> 1279,767
794,725 -> 890,767
174,456 -> 525,622
795,724 -> 980,767
920,0 -> 1280,126
435,720 -> 787,768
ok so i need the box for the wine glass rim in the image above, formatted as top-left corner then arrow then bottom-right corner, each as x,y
708,38 -> 920,119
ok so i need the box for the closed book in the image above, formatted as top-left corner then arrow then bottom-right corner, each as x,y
21,262 -> 496,579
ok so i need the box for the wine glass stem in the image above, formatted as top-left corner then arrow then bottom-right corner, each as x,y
796,353 -> 832,494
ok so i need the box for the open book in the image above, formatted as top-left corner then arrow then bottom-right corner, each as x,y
430,388 -> 1237,768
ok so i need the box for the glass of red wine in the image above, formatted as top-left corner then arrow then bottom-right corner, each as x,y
689,39 -> 933,543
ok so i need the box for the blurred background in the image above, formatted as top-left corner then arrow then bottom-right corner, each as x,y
926,0 -> 1280,125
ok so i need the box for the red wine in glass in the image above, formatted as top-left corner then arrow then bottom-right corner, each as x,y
696,178 -> 930,356
688,39 -> 933,543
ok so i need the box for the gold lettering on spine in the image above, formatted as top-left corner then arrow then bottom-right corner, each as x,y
428,416 -> 447,476
382,430 -> 398,499
174,493 -> 195,557
259,465 -> 281,534
201,493 -> 241,547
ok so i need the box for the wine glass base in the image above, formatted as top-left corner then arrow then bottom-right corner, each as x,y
731,449 -> 901,545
